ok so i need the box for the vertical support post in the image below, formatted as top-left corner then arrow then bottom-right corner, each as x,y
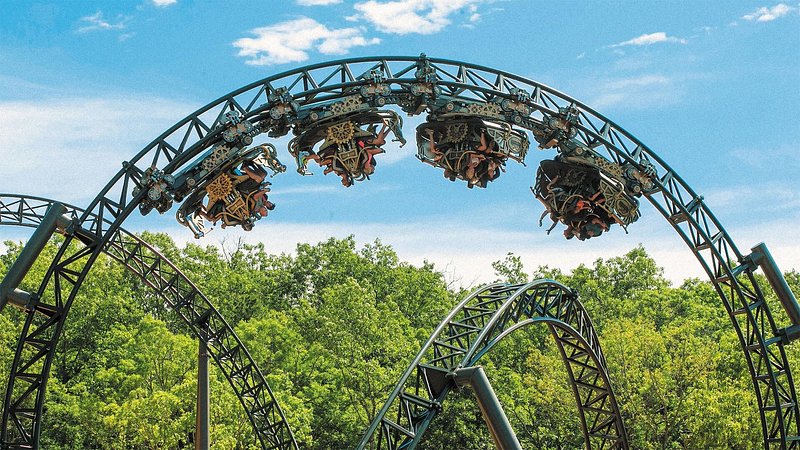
0,202 -> 67,312
196,331 -> 210,450
451,366 -> 522,450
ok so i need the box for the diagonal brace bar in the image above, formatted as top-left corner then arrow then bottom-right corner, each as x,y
747,242 -> 800,341
0,203 -> 67,312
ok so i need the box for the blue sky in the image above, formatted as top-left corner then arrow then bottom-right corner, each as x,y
0,0 -> 798,286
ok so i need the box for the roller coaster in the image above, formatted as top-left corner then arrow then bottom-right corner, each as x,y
0,55 -> 798,449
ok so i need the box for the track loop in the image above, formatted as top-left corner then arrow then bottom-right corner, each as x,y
357,280 -> 628,450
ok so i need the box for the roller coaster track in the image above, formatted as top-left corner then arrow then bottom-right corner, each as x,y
356,280 -> 628,450
1,55 -> 796,449
0,194 -> 297,449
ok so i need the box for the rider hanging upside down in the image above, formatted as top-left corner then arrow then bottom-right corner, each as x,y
200,158 -> 276,230
533,158 -> 638,241
290,111 -> 404,187
241,162 -> 276,218
317,122 -> 390,186
426,127 -> 484,186
426,126 -> 505,188
417,116 -> 525,189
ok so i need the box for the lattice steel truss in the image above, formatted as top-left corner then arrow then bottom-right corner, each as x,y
356,280 -> 627,450
0,194 -> 297,450
0,55 -> 796,449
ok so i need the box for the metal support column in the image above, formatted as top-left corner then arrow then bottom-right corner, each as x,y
451,366 -> 522,450
0,202 -> 67,312
196,333 -> 210,450
748,242 -> 800,341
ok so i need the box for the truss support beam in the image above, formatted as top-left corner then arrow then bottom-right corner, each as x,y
451,366 -> 522,450
0,202 -> 66,312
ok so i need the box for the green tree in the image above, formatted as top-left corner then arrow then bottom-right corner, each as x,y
0,235 -> 779,449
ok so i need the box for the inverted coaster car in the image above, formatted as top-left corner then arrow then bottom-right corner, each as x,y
416,115 -> 528,188
533,156 -> 643,241
173,143 -> 285,238
532,134 -> 657,240
289,105 -> 405,187
531,104 -> 656,240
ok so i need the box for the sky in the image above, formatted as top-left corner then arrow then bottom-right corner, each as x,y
0,0 -> 798,288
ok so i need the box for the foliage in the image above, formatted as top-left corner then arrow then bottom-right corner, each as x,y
0,236 -> 788,449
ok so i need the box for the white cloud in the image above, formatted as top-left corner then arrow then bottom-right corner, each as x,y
705,182 -> 800,213
152,0 -> 177,7
297,0 -> 342,4
0,75 -> 61,98
468,4 -> 480,22
233,17 -> 380,66
2,189 -> 798,290
742,3 -> 796,21
604,74 -> 671,90
156,209 -> 742,289
353,0 -> 480,35
588,74 -> 679,110
729,143 -> 800,170
610,32 -> 688,48
0,96 -> 196,202
76,11 -> 128,33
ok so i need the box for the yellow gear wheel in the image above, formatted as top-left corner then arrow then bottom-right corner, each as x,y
330,96 -> 362,116
594,156 -> 623,179
444,122 -> 468,143
343,96 -> 361,110
202,145 -> 230,171
467,103 -> 501,118
206,173 -> 233,204
326,121 -> 356,145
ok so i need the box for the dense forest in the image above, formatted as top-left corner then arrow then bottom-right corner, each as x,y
1,234 -> 798,449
